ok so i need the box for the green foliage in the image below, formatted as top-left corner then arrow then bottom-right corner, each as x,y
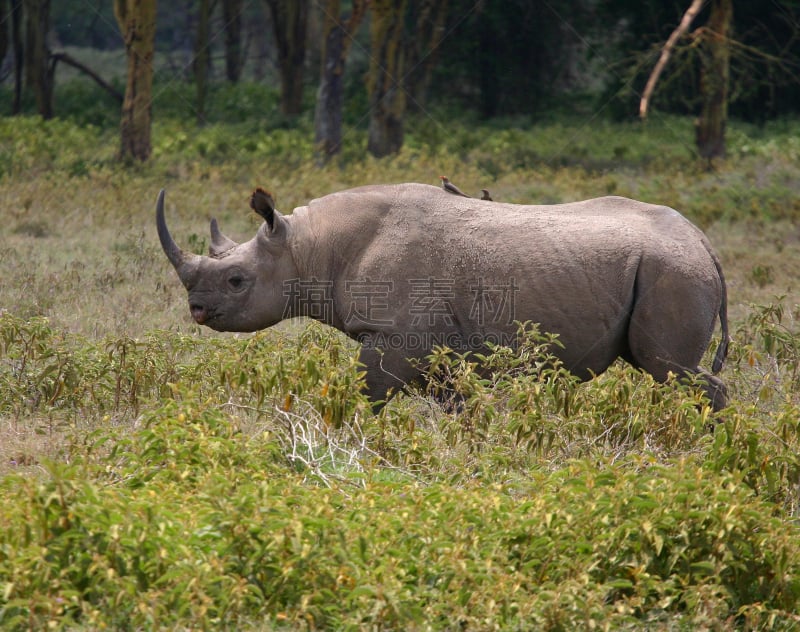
0,116 -> 116,180
51,80 -> 123,129
2,312 -> 800,627
2,431 -> 800,629
732,299 -> 800,396
5,102 -> 800,225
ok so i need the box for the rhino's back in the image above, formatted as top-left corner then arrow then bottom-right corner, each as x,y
301,183 -> 714,297
310,183 -> 695,245
341,185 -> 697,266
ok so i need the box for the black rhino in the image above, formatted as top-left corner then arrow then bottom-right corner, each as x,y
156,183 -> 729,410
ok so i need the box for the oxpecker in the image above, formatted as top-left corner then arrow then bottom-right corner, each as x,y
440,175 -> 470,197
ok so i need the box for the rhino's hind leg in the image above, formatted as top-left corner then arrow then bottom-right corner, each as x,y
695,370 -> 727,412
669,368 -> 727,411
634,361 -> 728,412
627,277 -> 727,411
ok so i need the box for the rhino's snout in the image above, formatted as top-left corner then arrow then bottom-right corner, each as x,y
190,303 -> 208,324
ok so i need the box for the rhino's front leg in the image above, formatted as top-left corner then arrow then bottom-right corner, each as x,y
356,333 -> 420,407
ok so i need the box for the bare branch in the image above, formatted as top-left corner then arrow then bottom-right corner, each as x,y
640,0 -> 706,119
50,51 -> 124,104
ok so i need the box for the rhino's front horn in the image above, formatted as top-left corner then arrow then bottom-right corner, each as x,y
209,218 -> 238,258
156,189 -> 199,285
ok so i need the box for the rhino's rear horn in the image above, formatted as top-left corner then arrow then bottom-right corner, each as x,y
209,218 -> 238,258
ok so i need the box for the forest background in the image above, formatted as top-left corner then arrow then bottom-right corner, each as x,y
5,0 -> 800,158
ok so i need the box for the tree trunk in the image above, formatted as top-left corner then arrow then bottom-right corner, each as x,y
222,0 -> 244,82
11,0 -> 23,113
24,0 -> 53,119
114,0 -> 157,161
404,0 -> 448,111
477,4 -> 498,119
315,5 -> 344,161
194,0 -> 211,124
313,0 -> 366,162
0,0 -> 8,70
367,0 -> 408,158
695,0 -> 732,160
252,14 -> 268,81
263,0 -> 309,116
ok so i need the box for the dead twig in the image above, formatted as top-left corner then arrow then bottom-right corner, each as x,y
640,0 -> 706,119
223,397 -> 421,488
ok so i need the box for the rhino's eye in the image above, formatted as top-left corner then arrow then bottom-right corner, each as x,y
228,275 -> 245,291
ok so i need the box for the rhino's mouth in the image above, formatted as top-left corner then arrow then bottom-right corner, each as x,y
190,303 -> 215,325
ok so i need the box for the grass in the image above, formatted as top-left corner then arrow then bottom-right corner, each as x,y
2,78 -> 800,628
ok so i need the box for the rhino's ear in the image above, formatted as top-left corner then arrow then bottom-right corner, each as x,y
257,210 -> 288,246
250,188 -> 277,230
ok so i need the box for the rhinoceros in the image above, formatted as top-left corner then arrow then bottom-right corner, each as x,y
156,183 -> 729,410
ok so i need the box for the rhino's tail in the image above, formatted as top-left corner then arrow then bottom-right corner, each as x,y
707,242 -> 730,374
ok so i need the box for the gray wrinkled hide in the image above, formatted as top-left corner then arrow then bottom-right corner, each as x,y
157,183 -> 729,410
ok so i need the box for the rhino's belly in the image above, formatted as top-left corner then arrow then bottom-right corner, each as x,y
489,298 -> 633,379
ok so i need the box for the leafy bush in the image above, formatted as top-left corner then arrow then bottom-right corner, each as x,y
0,314 -> 364,425
2,314 -> 800,627
3,433 -> 800,629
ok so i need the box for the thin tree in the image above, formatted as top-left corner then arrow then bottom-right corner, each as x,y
194,0 -> 213,124
639,0 -> 704,120
367,0 -> 408,158
0,0 -> 7,72
11,0 -> 23,113
24,0 -> 53,118
313,0 -> 367,162
114,0 -> 157,161
404,0 -> 449,111
695,0 -> 732,159
222,0 -> 244,82
263,0 -> 309,115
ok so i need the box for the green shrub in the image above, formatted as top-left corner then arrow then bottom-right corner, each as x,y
3,444 -> 800,630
